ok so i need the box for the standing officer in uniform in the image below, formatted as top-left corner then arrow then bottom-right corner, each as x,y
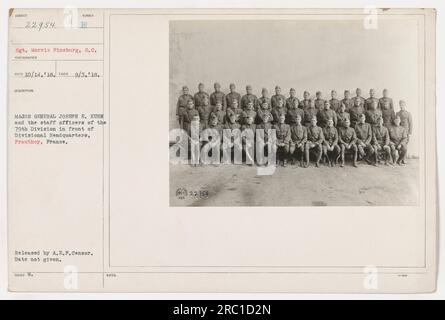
274,113 -> 291,167
353,88 -> 365,109
176,86 -> 193,128
226,83 -> 241,109
396,100 -> 413,143
286,88 -> 300,111
257,88 -> 271,111
322,118 -> 340,167
372,116 -> 391,166
380,97 -> 395,128
342,90 -> 354,111
389,116 -> 408,165
314,91 -> 326,111
305,116 -> 324,167
271,86 -> 287,110
318,100 -> 338,128
336,103 -> 350,129
338,118 -> 358,167
241,85 -> 258,110
299,91 -> 312,109
355,114 -> 374,164
210,82 -> 226,110
197,95 -> 213,130
183,99 -> 200,136
378,89 -> 394,111
271,98 -> 287,124
289,114 -> 307,167
365,100 -> 383,126
349,97 -> 365,128
329,90 -> 342,112
365,88 -> 379,111
194,83 -> 210,108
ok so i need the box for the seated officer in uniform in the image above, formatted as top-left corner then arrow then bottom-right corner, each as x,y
336,103 -> 350,129
209,101 -> 226,125
289,114 -> 307,167
305,115 -> 325,168
317,100 -> 338,128
372,116 -> 391,166
338,118 -> 358,167
226,99 -> 243,124
322,118 -> 340,167
355,113 -> 374,164
273,113 -> 291,167
389,115 -> 408,165
226,83 -> 241,109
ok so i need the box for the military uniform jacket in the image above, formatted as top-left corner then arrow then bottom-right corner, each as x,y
271,94 -> 287,109
329,98 -> 342,112
389,125 -> 408,145
183,108 -> 199,124
336,111 -> 350,128
317,109 -> 337,127
271,107 -> 287,124
378,97 -> 394,111
176,94 -> 193,115
314,98 -> 326,111
298,99 -> 311,110
396,110 -> 413,135
307,125 -> 324,144
226,92 -> 241,108
349,105 -> 364,124
210,91 -> 226,109
342,98 -> 354,111
323,126 -> 338,146
381,107 -> 395,126
339,127 -> 357,144
355,122 -> 372,144
365,97 -> 380,110
257,109 -> 273,123
304,107 -> 318,125
353,96 -> 365,108
372,125 -> 390,146
194,91 -> 210,108
273,123 -> 291,145
241,93 -> 258,109
286,107 -> 305,125
242,110 -> 257,124
285,97 -> 300,110
210,110 -> 226,125
365,109 -> 383,126
290,125 -> 307,144
198,105 -> 213,122
226,107 -> 243,122
256,96 -> 271,110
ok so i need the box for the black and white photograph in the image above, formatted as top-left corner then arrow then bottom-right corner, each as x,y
169,18 -> 421,207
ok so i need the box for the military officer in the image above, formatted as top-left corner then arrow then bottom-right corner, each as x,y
183,99 -> 200,135
210,82 -> 226,110
176,86 -> 193,128
342,90 -> 354,111
273,113 -> 292,167
365,99 -> 383,126
305,116 -> 324,168
226,83 -> 241,109
223,112 -> 242,131
242,101 -> 257,125
257,88 -> 271,111
271,98 -> 287,124
389,116 -> 408,165
303,99 -> 318,127
322,118 -> 340,167
204,114 -> 223,164
336,103 -> 350,129
365,88 -> 380,111
355,114 -> 374,164
226,99 -> 243,124
380,96 -> 395,128
353,88 -> 365,108
372,116 -> 391,166
378,89 -> 394,111
314,91 -> 326,111
271,86 -> 287,110
241,85 -> 258,109
299,91 -> 312,109
329,90 -> 342,113
241,115 -> 257,165
338,118 -> 358,167
396,100 -> 413,142
286,97 -> 305,125
317,100 -> 338,128
289,114 -> 308,167
286,88 -> 300,111
197,95 -> 213,130
257,101 -> 273,125
194,83 -> 210,108
349,97 -> 365,128
210,101 -> 226,125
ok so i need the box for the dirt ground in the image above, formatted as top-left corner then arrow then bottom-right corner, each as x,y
170,159 -> 419,207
